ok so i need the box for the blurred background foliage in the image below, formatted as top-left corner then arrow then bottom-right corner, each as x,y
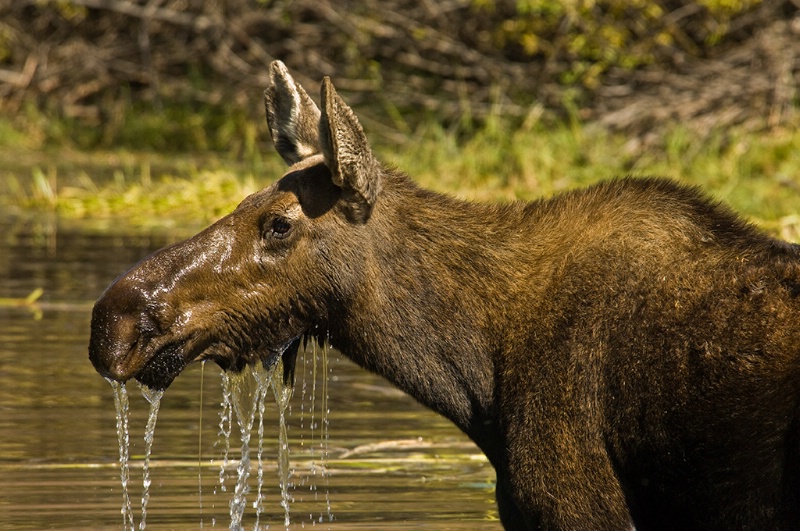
0,0 -> 798,241
0,0 -> 797,152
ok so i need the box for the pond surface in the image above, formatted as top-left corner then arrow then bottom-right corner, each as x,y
0,212 -> 499,530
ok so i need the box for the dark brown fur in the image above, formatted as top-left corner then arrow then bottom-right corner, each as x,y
89,62 -> 800,530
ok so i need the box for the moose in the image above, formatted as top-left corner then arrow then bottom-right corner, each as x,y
89,61 -> 800,530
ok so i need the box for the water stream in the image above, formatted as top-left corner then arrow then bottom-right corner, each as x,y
270,358 -> 293,528
254,363 -> 269,529
110,380 -> 165,531
219,356 -> 298,530
111,380 -> 135,531
226,365 -> 260,529
303,342 -> 333,523
131,355 -> 304,530
139,385 -> 164,531
217,370 -> 234,502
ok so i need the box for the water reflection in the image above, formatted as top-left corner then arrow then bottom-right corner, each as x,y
0,213 -> 499,529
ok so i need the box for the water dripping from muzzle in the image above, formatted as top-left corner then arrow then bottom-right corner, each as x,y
110,380 -> 135,531
139,385 -> 164,531
225,364 -> 263,529
223,351 -> 296,530
106,336 -> 330,528
271,356 -> 294,528
109,378 -> 165,531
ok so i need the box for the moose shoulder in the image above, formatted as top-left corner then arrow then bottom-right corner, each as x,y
88,61 -> 800,530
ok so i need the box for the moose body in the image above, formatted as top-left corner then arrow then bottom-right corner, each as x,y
89,62 -> 800,530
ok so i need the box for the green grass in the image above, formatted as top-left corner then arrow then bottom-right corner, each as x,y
0,147 -> 274,233
9,165 -> 262,231
1,114 -> 798,241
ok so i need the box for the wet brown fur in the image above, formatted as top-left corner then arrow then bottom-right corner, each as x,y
89,62 -> 800,530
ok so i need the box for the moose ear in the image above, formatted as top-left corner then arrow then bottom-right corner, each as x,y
319,77 -> 381,223
264,61 -> 321,165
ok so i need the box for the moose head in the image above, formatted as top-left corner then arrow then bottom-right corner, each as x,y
89,62 -> 385,390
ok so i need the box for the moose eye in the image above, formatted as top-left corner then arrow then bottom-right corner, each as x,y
269,217 -> 293,239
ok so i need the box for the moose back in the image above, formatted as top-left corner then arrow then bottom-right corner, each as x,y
89,62 -> 800,530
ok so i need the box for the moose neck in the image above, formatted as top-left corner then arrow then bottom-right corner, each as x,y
324,172 -> 528,461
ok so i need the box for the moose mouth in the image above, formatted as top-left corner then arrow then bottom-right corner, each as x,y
126,335 -> 303,391
131,342 -> 192,390
88,281 -> 307,390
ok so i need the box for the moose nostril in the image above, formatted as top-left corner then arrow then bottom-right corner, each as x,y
89,283 -> 153,380
89,311 -> 140,377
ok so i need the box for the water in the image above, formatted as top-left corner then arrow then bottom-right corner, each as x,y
270,357 -> 294,528
111,381 -> 135,530
254,363 -> 270,529
110,368 -> 165,530
139,385 -> 164,530
0,211 -> 499,529
226,366 -> 259,528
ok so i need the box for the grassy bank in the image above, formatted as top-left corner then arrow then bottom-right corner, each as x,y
1,115 -> 799,241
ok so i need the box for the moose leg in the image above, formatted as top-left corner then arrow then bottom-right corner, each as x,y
503,428 -> 634,530
496,476 -> 539,530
